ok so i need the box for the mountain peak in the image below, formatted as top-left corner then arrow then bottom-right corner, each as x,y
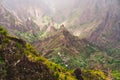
46,18 -> 57,33
33,25 -> 86,57
58,24 -> 70,36
59,24 -> 65,30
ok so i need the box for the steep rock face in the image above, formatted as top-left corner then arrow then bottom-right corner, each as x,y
88,1 -> 120,48
65,0 -> 120,49
3,0 -> 50,21
3,0 -> 80,23
0,4 -> 42,42
0,4 -> 21,34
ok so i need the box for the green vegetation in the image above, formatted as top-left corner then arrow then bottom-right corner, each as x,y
25,52 -> 76,80
0,26 -> 8,35
0,56 -> 4,64
83,70 -> 107,80
112,71 -> 120,80
1,26 -> 120,80
42,16 -> 51,26
32,25 -> 120,79
15,30 -> 42,42
0,26 -> 77,80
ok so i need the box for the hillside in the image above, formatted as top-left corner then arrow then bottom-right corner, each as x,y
2,26 -> 118,80
0,26 -> 80,80
33,25 -> 120,79
0,26 -> 56,80
33,25 -> 120,74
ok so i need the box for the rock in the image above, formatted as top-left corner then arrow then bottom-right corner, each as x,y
74,68 -> 84,80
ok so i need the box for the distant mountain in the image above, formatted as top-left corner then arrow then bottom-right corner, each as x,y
3,0 -> 80,23
1,0 -> 120,49
2,0 -> 120,49
0,4 -> 45,42
65,0 -> 120,49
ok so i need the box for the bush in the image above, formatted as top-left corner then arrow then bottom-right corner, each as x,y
0,26 -> 7,36
55,72 -> 59,79
64,75 -> 67,80
112,71 -> 120,80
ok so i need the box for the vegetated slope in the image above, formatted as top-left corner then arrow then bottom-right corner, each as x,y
33,25 -> 120,79
33,25 -> 120,75
0,26 -> 79,80
1,26 -> 109,80
0,26 -> 56,80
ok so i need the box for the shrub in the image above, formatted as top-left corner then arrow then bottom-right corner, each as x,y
0,26 -> 7,36
55,72 -> 59,79
64,75 -> 67,80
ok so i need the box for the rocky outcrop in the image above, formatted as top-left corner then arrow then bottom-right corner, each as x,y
65,0 -> 120,49
74,68 -> 84,80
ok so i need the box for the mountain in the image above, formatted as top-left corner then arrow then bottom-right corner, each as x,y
3,0 -> 50,20
0,26 -> 82,80
3,0 -> 80,23
0,4 -> 45,42
33,25 -> 120,79
1,26 -> 112,80
0,0 -> 120,79
2,0 -> 120,49
65,0 -> 120,49
33,25 -> 87,59
33,25 -> 120,74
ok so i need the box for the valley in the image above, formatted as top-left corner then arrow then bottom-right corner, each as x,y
0,0 -> 120,80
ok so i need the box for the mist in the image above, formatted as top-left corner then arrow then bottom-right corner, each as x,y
1,0 -> 120,23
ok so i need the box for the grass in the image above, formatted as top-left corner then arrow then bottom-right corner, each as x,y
112,70 -> 120,80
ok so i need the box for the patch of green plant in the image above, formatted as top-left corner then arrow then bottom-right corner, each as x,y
0,56 -> 4,64
106,48 -> 120,56
0,26 -> 8,36
112,70 -> 120,80
50,55 -> 65,67
15,42 -> 23,51
54,72 -> 59,79
83,70 -> 107,80
15,30 -> 42,42
68,56 -> 87,69
84,44 -> 98,56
